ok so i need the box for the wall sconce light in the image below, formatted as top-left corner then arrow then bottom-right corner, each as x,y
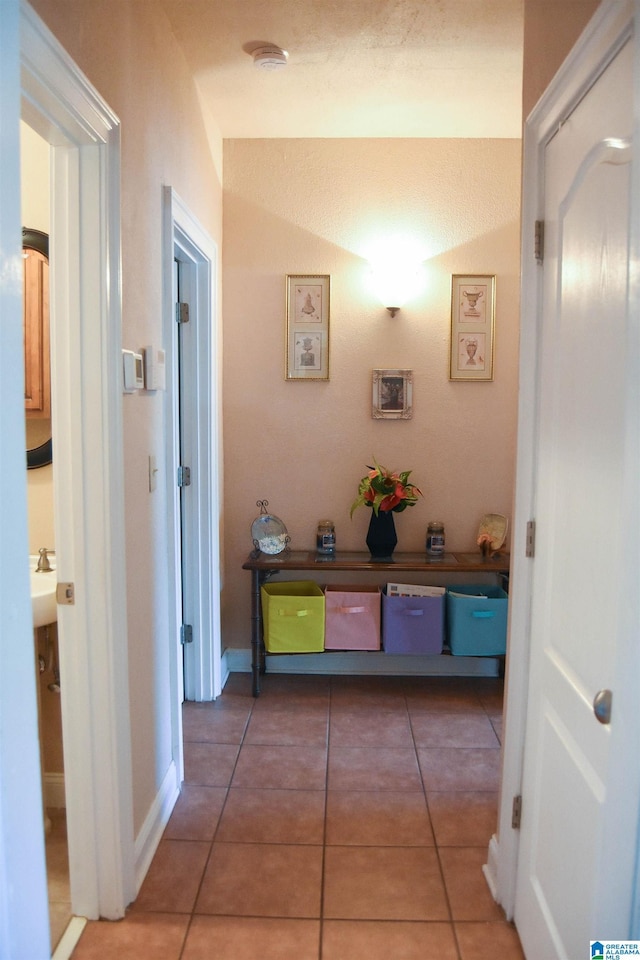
368,257 -> 424,318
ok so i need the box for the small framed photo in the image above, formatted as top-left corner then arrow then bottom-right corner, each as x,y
286,274 -> 330,380
449,274 -> 496,381
372,369 -> 413,419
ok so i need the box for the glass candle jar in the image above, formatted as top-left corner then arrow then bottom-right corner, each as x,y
316,520 -> 336,555
426,521 -> 445,558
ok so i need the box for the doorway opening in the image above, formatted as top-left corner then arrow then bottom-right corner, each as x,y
162,187 -> 222,789
21,2 -> 134,936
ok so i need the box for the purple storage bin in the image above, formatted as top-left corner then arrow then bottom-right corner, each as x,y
381,587 -> 444,654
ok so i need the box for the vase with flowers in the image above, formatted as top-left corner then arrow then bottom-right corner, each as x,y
350,458 -> 422,558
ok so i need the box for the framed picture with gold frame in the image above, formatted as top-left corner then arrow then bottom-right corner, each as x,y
372,369 -> 413,419
285,274 -> 330,380
449,274 -> 495,381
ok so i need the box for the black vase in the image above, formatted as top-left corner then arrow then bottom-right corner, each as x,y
366,509 -> 398,559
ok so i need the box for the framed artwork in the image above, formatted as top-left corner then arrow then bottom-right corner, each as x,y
285,274 -> 330,380
449,274 -> 496,381
372,369 -> 413,419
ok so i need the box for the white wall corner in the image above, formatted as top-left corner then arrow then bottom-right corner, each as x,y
483,834 -> 500,904
133,762 -> 180,896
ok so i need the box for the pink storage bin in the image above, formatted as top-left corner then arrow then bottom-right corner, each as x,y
324,584 -> 381,650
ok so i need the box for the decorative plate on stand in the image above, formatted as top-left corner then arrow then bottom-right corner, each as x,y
250,500 -> 290,556
477,513 -> 508,552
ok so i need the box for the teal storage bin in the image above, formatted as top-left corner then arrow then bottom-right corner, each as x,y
446,585 -> 508,656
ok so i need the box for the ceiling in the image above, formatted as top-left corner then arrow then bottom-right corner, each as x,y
161,0 -> 525,139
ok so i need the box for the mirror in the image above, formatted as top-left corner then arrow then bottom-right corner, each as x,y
23,227 -> 52,469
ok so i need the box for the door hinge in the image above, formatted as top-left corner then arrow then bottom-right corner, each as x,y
512,794 -> 522,829
176,301 -> 190,324
534,220 -> 544,263
56,582 -> 75,605
180,623 -> 193,645
177,465 -> 191,488
526,520 -> 536,558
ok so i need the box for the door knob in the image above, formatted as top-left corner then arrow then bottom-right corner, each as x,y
593,689 -> 612,725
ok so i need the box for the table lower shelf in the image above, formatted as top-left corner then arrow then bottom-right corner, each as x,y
225,646 -> 503,682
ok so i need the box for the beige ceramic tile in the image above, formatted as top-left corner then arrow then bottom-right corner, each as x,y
132,840 -> 210,913
231,744 -> 328,790
439,847 -> 505,921
455,920 -> 525,959
418,747 -> 502,791
323,846 -> 449,921
182,916 -> 320,960
321,920 -> 459,960
243,705 -> 329,746
183,742 -> 240,787
217,788 -> 325,844
70,913 -> 190,960
329,709 -> 414,748
404,678 -> 486,714
328,746 -> 422,791
252,674 -> 330,707
182,702 -> 251,744
427,791 -> 499,846
163,784 -> 227,841
410,712 -> 500,748
325,790 -> 433,846
195,842 -> 323,918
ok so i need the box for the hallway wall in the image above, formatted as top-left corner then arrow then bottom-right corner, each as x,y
222,137 -> 522,649
29,0 -> 223,837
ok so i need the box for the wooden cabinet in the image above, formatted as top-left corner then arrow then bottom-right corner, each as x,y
23,241 -> 50,419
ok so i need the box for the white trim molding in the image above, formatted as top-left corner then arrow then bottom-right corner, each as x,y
21,1 -> 134,920
133,762 -> 180,895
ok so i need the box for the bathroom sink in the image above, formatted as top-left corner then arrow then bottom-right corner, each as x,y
29,557 -> 57,627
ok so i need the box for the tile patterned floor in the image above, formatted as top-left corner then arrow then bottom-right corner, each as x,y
69,673 -> 525,959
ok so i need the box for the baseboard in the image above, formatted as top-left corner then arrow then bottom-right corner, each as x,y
483,833 -> 500,902
223,647 -> 499,677
220,648 -> 231,689
44,771 -> 66,809
133,761 -> 180,895
52,917 -> 87,960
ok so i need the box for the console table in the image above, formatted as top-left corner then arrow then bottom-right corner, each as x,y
242,550 -> 510,696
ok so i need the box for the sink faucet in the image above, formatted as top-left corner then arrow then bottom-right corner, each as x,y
35,547 -> 55,572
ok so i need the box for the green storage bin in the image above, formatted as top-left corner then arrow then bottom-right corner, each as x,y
261,580 -> 325,653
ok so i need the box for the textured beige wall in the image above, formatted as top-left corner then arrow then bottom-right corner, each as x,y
28,0 -> 223,835
523,0 -> 600,117
222,138 -> 522,649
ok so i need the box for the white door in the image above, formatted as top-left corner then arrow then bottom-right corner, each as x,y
514,35 -> 640,957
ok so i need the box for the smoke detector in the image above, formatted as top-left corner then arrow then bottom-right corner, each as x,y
252,45 -> 288,70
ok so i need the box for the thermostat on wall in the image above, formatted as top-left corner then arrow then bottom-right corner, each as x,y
122,349 -> 144,393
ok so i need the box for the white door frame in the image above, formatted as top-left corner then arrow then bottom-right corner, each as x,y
0,3 -> 51,956
487,0 -> 640,926
162,187 -> 222,733
22,1 -> 134,921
